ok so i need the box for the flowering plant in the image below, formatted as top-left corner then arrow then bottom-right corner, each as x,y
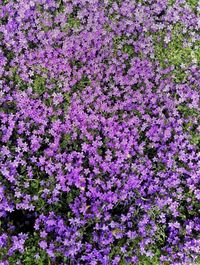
0,0 -> 200,264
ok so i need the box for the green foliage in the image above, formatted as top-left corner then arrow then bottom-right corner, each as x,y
68,14 -> 81,28
104,23 -> 112,32
122,44 -> 135,56
153,23 -> 199,83
177,105 -> 199,117
71,76 -> 91,94
190,133 -> 200,145
62,15 -> 81,31
177,104 -> 200,146
49,188 -> 80,218
33,75 -> 46,95
137,253 -> 162,265
8,67 -> 27,90
70,60 -> 84,69
187,0 -> 199,9
168,0 -> 199,9
0,100 -> 17,114
168,0 -> 176,5
6,236 -> 50,265
1,0 -> 9,4
57,0 -> 65,14
60,133 -> 71,149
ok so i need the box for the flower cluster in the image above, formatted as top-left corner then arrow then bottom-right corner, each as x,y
0,0 -> 200,264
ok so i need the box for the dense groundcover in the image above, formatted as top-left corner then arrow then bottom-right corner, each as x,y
0,0 -> 200,264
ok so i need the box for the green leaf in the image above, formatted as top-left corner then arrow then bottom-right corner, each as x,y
33,76 -> 46,95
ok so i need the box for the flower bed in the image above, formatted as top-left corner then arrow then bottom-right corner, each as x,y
0,0 -> 200,264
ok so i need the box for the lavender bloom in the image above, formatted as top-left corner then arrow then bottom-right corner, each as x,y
0,0 -> 199,264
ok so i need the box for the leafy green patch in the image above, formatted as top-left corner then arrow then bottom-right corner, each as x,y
71,76 -> 91,94
190,133 -> 200,145
33,75 -> 46,95
177,105 -> 199,117
168,0 -> 176,5
60,133 -> 71,149
137,252 -> 162,265
62,14 -> 81,31
122,44 -> 135,56
68,14 -> 81,28
7,235 -> 50,265
187,0 -> 199,9
153,23 -> 199,82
